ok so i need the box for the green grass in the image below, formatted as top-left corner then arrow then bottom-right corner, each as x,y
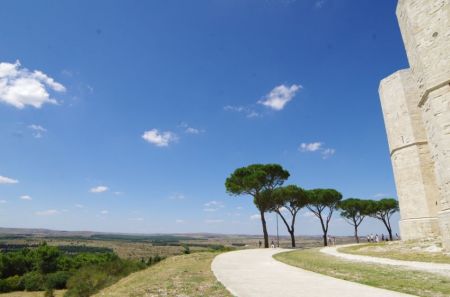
274,248 -> 450,297
93,252 -> 231,297
338,242 -> 450,264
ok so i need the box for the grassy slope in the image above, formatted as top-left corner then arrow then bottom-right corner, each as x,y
275,249 -> 450,297
339,242 -> 450,264
94,252 -> 231,297
0,291 -> 66,297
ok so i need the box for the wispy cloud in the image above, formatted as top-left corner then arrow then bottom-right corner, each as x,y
315,0 -> 326,9
28,124 -> 47,138
75,204 -> 84,208
169,193 -> 186,200
0,175 -> 19,184
175,219 -> 185,224
179,122 -> 204,134
258,84 -> 301,111
321,148 -> 335,159
223,105 -> 260,118
142,129 -> 178,147
203,200 -> 225,212
35,209 -> 60,216
373,193 -> 389,199
250,214 -> 261,221
100,210 -> 109,215
90,186 -> 108,193
20,195 -> 32,201
205,219 -> 224,224
0,200 -> 6,204
299,142 -> 322,152
0,60 -> 65,109
129,217 -> 144,221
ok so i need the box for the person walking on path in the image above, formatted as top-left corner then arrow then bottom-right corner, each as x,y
259,240 -> 262,248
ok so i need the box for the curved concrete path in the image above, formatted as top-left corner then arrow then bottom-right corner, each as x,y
321,245 -> 450,277
212,249 -> 416,297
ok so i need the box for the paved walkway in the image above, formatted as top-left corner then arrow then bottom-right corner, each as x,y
212,249 -> 416,297
321,244 -> 450,277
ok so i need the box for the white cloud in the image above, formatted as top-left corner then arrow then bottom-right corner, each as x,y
142,129 -> 177,147
236,206 -> 243,210
315,0 -> 326,9
223,105 -> 260,118
186,127 -> 200,134
0,60 -> 65,109
20,195 -> 32,200
75,204 -> 84,208
258,84 -> 301,111
0,175 -> 19,184
169,193 -> 186,200
179,122 -> 204,134
302,211 -> 315,218
373,193 -> 389,198
114,191 -> 123,196
100,210 -> 109,214
129,217 -> 144,221
300,142 -> 323,152
205,219 -> 224,224
203,200 -> 225,212
250,214 -> 261,221
279,206 -> 289,213
0,200 -> 6,204
28,124 -> 47,138
299,142 -> 336,159
35,209 -> 60,216
321,148 -> 335,159
175,219 -> 185,224
224,105 -> 245,112
90,186 -> 108,193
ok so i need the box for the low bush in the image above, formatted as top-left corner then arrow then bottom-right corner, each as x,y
0,275 -> 23,292
21,271 -> 45,291
46,271 -> 71,290
64,258 -> 147,297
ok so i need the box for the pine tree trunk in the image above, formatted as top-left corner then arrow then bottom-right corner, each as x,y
260,211 -> 269,248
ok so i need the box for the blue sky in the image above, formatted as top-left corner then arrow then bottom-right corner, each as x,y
0,0 -> 407,236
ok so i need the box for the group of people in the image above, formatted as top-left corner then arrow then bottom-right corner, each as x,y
367,233 -> 400,243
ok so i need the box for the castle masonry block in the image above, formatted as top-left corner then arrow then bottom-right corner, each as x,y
380,0 -> 450,249
379,70 -> 440,240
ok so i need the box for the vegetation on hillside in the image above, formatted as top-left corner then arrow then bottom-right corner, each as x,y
93,252 -> 231,297
0,242 -> 162,296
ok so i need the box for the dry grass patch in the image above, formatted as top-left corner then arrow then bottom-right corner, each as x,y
339,240 -> 450,264
0,290 -> 66,297
275,248 -> 450,297
93,252 -> 231,297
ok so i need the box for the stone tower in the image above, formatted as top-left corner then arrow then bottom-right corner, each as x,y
379,0 -> 450,249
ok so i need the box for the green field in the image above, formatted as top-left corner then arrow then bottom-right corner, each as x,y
274,248 -> 450,297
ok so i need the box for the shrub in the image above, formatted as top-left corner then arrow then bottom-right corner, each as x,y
0,275 -> 23,293
46,271 -> 71,289
21,271 -> 45,291
65,258 -> 145,297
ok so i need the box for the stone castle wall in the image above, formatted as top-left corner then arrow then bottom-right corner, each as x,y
379,0 -> 450,248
